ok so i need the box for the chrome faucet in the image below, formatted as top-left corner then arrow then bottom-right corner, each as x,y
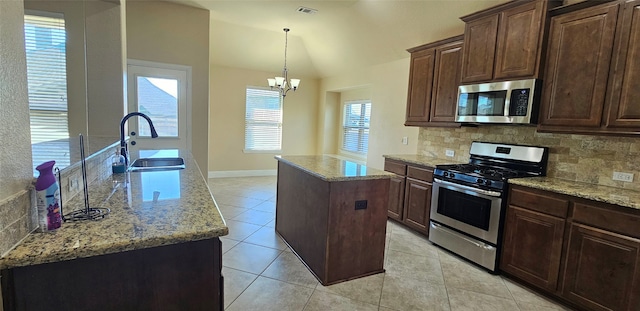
120,112 -> 159,166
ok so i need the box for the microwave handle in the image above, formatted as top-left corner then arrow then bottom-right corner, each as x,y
433,178 -> 502,198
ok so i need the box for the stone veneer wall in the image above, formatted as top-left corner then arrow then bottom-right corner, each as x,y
418,126 -> 640,191
0,148 -> 114,256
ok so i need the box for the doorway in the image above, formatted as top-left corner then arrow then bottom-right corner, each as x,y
126,60 -> 191,152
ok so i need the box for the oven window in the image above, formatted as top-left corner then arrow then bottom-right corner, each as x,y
436,188 -> 491,230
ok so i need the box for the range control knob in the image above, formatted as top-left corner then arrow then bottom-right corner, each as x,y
484,180 -> 492,186
443,172 -> 449,177
476,178 -> 484,184
450,173 -> 455,178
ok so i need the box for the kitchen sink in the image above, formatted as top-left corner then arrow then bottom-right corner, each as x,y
129,157 -> 185,172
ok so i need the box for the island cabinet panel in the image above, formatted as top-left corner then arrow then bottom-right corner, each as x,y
501,205 -> 566,291
562,223 -> 640,311
539,2 -> 619,128
275,161 -> 388,285
494,0 -> 545,79
403,178 -> 432,235
606,0 -> 640,129
1,238 -> 223,311
405,48 -> 435,124
460,14 -> 500,83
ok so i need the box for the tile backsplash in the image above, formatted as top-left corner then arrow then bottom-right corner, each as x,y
418,125 -> 640,191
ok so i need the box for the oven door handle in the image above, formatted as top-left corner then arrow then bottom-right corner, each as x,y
433,178 -> 502,197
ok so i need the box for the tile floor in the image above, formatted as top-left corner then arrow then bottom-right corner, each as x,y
208,176 -> 572,311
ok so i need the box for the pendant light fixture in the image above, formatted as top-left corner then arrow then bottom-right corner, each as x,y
267,28 -> 300,98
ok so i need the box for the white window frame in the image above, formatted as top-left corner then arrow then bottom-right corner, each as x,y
24,11 -> 69,144
340,100 -> 371,156
244,86 -> 283,153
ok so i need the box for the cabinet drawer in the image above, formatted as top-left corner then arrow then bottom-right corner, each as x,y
384,160 -> 406,176
406,166 -> 433,182
509,186 -> 569,218
572,201 -> 640,239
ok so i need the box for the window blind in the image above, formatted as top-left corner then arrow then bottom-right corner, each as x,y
24,13 -> 69,143
245,87 -> 282,151
342,101 -> 371,154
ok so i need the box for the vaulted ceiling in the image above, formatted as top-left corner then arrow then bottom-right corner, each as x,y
170,0 -> 508,78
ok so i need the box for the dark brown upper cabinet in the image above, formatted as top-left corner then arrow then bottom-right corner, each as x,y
538,0 -> 640,135
460,0 -> 558,84
405,35 -> 463,127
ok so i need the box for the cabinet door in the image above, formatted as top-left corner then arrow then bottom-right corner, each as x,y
606,0 -> 640,128
460,14 -> 499,83
405,48 -> 435,125
430,40 -> 463,123
494,1 -> 544,79
403,178 -> 431,235
562,223 -> 640,311
539,2 -> 619,128
501,205 -> 565,292
388,175 -> 405,221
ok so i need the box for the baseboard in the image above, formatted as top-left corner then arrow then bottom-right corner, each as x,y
208,170 -> 277,178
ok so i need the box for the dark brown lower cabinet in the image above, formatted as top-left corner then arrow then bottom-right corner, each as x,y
388,174 -> 406,221
502,185 -> 640,311
501,205 -> 565,292
562,223 -> 640,311
403,178 -> 432,235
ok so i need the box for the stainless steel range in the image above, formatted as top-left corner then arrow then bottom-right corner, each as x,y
429,141 -> 548,272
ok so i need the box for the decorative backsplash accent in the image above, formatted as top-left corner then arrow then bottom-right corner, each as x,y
418,126 -> 640,191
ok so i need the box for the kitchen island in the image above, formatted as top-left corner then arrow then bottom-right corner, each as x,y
1,150 -> 228,311
274,155 -> 393,285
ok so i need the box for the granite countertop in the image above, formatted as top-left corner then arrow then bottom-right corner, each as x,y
275,155 -> 394,181
1,150 -> 228,270
509,177 -> 640,211
383,154 -> 464,168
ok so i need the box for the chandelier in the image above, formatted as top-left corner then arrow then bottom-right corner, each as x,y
267,28 -> 300,98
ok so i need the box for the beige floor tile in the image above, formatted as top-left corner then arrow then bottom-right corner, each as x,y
222,267 -> 258,309
315,273 -> 384,305
227,276 -> 314,311
384,249 -> 444,285
235,189 -> 275,201
252,200 -> 276,212
232,209 -> 275,226
217,205 -> 250,219
213,193 -> 264,209
439,250 -> 512,299
387,231 -> 439,258
224,219 -> 262,241
223,242 -> 281,274
504,278 -> 572,310
262,251 -> 320,289
220,237 -> 240,253
379,275 -> 450,311
264,219 -> 276,228
244,226 -> 287,250
303,291 -> 378,311
447,287 -> 519,311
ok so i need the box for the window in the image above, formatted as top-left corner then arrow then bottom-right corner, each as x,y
24,13 -> 69,144
244,87 -> 282,152
342,101 -> 371,154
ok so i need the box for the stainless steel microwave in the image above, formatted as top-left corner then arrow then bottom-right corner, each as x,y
455,79 -> 541,124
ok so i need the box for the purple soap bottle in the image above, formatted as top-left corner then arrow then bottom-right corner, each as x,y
35,160 -> 62,231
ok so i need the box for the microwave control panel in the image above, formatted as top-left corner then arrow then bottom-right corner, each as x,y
509,88 -> 531,116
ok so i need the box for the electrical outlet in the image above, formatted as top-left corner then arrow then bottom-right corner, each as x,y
445,149 -> 455,157
612,171 -> 634,182
401,137 -> 408,145
355,200 -> 367,210
68,177 -> 80,192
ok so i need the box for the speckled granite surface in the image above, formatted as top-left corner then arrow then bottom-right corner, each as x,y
275,155 -> 394,181
509,177 -> 640,211
383,154 -> 464,168
1,150 -> 228,270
